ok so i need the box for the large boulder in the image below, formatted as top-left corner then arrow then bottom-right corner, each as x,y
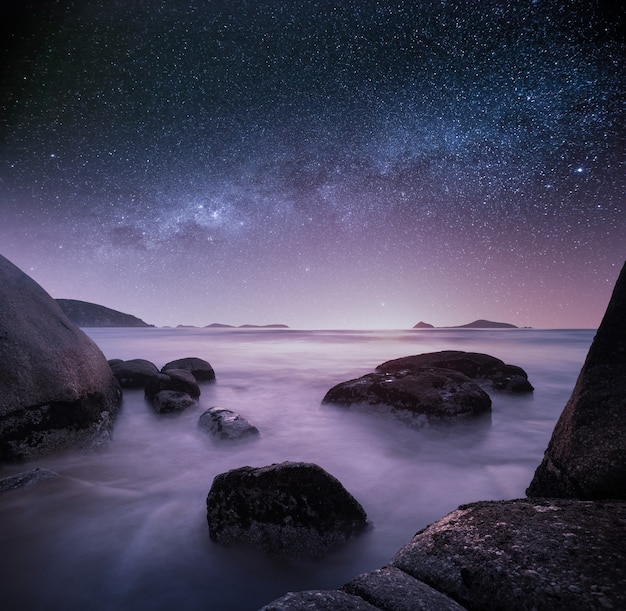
322,368 -> 491,429
162,357 -> 215,382
390,498 -> 626,611
110,358 -> 159,388
198,407 -> 259,440
527,261 -> 626,500
0,254 -> 122,462
206,462 -> 368,560
376,351 -> 533,393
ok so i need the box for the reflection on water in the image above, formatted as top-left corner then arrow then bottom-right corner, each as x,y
0,328 -> 593,610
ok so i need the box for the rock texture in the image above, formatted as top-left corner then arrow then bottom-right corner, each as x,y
0,254 -> 122,462
162,357 -> 215,382
376,350 -> 534,393
527,261 -> 626,500
152,390 -> 197,414
198,407 -> 259,440
56,298 -> 153,327
322,368 -> 491,429
0,467 -> 59,494
206,462 -> 368,560
390,498 -> 626,611
145,369 -> 200,400
110,358 -> 160,388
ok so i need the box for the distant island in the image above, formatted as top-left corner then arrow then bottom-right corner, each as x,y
56,299 -> 154,327
413,319 -> 519,329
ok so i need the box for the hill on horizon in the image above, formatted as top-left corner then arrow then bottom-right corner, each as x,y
56,299 -> 154,327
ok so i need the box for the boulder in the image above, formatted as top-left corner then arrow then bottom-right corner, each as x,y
390,498 -> 626,611
322,368 -> 491,429
376,351 -> 533,393
260,590 -> 380,610
198,407 -> 259,440
527,261 -> 626,500
0,254 -> 122,463
206,462 -> 368,560
152,390 -> 197,414
341,567 -> 466,611
162,357 -> 216,382
144,369 -> 200,400
110,358 -> 159,388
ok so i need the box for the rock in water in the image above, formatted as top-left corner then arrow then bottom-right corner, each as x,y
110,358 -> 160,388
206,462 -> 368,560
0,254 -> 122,462
198,407 -> 259,440
162,357 -> 215,382
527,261 -> 626,500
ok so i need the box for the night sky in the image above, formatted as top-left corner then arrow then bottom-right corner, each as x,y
1,0 -> 624,329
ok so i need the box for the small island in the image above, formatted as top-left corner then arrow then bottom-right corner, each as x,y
413,319 -> 519,329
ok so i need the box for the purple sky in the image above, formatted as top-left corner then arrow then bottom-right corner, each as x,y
1,1 -> 624,328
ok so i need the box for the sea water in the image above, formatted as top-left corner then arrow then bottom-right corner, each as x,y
0,328 -> 594,610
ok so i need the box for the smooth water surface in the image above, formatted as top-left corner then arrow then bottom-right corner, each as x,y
0,328 -> 594,610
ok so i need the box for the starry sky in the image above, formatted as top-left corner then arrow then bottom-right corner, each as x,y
1,0 -> 624,329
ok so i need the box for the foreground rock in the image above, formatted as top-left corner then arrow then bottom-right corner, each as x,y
110,358 -> 160,388
527,261 -> 626,500
376,350 -> 533,393
206,462 -> 368,560
0,254 -> 122,462
198,407 -> 259,440
390,498 -> 626,610
322,368 -> 491,429
162,357 -> 216,382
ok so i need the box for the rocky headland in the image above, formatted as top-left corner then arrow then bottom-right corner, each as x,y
56,298 -> 153,327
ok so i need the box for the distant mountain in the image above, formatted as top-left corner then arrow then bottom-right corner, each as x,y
56,299 -> 153,327
204,323 -> 235,328
451,319 -> 518,329
413,321 -> 434,329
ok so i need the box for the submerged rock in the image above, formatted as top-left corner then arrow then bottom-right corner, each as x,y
0,468 -> 59,495
152,390 -> 197,414
322,368 -> 491,429
162,357 -> 216,382
110,358 -> 160,388
527,261 -> 626,500
390,498 -> 626,611
198,407 -> 259,440
0,254 -> 122,463
206,462 -> 368,560
376,350 -> 533,393
260,590 -> 380,610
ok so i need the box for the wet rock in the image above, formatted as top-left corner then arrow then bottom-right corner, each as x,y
260,590 -> 380,610
0,468 -> 59,495
527,261 -> 626,500
390,498 -> 626,611
376,350 -> 533,393
145,369 -> 200,400
162,357 -> 216,382
0,254 -> 122,463
198,407 -> 259,440
341,567 -> 466,611
110,358 -> 160,388
322,368 -> 491,429
206,461 -> 368,560
152,390 -> 197,414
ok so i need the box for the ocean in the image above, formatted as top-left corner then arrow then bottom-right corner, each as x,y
0,327 -> 594,610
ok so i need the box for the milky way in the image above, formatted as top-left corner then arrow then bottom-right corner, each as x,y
1,0 -> 624,328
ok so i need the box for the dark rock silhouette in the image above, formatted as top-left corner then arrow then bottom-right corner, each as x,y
377,350 -> 534,393
527,261 -> 626,500
412,321 -> 434,328
198,407 -> 259,440
322,368 -> 491,428
152,390 -> 197,414
162,357 -> 215,382
145,369 -> 200,400
0,254 -> 122,462
451,319 -> 518,329
206,462 -> 368,560
56,299 -> 153,327
110,358 -> 160,388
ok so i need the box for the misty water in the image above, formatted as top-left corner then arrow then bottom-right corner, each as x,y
0,328 -> 594,610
